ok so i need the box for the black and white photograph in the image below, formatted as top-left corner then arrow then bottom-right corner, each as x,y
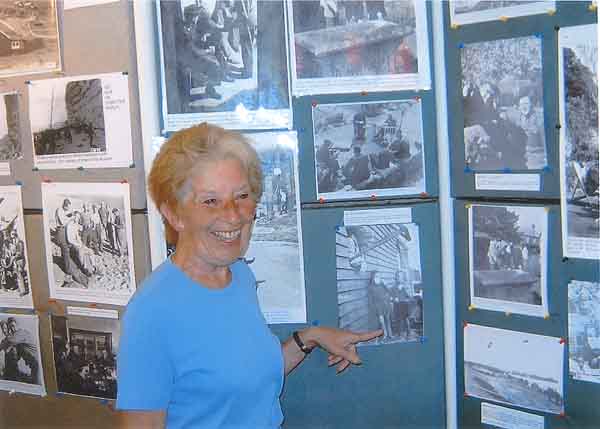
464,324 -> 564,415
558,24 -> 599,260
0,93 -> 22,160
0,313 -> 46,396
336,217 -> 423,346
468,204 -> 547,317
0,0 -> 61,78
0,186 -> 33,310
28,72 -> 133,169
449,1 -> 555,26
41,182 -> 136,306
568,280 -> 600,384
288,0 -> 430,95
312,99 -> 425,200
157,0 -> 292,130
246,132 -> 306,323
51,310 -> 119,399
461,35 -> 547,171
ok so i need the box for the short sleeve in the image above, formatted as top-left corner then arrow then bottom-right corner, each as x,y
116,298 -> 173,410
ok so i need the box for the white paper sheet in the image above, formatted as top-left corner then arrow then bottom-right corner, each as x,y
481,402 -> 544,429
475,174 -> 541,192
344,207 -> 412,226
450,1 -> 555,26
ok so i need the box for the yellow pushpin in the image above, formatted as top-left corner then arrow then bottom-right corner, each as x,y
468,304 -> 475,311
499,16 -> 509,22
548,9 -> 557,15
544,207 -> 550,212
505,311 -> 511,317
544,313 -> 550,320
589,3 -> 597,12
451,23 -> 460,30
465,203 -> 472,209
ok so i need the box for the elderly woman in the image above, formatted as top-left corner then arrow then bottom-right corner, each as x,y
116,124 -> 380,428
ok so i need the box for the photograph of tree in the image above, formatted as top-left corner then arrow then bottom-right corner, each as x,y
559,23 -> 599,260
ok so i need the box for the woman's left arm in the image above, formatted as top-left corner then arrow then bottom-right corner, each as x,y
282,327 -> 382,376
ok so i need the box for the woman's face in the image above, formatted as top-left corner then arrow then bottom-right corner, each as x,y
176,157 -> 257,270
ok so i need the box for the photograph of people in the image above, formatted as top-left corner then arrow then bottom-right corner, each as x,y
336,222 -> 423,346
157,0 -> 292,130
0,313 -> 45,396
51,313 -> 119,399
312,100 -> 425,199
116,124 -> 382,427
41,182 -> 136,306
461,35 -> 547,171
469,204 -> 547,317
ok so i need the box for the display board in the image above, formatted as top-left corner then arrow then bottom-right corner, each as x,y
274,200 -> 445,429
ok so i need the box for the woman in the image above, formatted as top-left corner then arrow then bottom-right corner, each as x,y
116,124 -> 380,428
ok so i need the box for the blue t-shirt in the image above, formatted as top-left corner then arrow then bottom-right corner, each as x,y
116,258 -> 284,429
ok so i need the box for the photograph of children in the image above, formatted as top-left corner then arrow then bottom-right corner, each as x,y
0,93 -> 22,160
245,132 -> 306,324
51,311 -> 119,399
468,204 -> 548,317
449,1 -> 555,26
0,0 -> 61,78
41,182 -> 136,306
0,313 -> 45,396
157,0 -> 292,130
461,35 -> 547,171
465,324 -> 564,414
288,0 -> 430,95
28,72 -> 133,170
336,222 -> 423,346
569,280 -> 600,384
558,24 -> 599,260
0,186 -> 32,310
312,99 -> 425,200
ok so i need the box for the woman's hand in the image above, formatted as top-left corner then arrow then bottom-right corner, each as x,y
301,327 -> 383,374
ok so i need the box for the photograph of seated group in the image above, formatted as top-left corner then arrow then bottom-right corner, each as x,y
0,1 -> 596,429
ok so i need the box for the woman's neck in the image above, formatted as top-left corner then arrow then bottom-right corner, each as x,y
171,242 -> 231,289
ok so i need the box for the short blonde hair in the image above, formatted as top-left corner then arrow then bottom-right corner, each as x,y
148,123 -> 262,245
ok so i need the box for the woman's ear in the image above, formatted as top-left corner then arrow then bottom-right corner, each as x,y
160,202 -> 184,232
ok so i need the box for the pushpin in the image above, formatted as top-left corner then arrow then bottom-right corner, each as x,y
463,321 -> 469,328
544,314 -> 550,320
505,311 -> 511,317
370,194 -> 377,200
311,100 -> 318,108
548,8 -> 557,15
451,23 -> 460,30
120,179 -> 128,184
319,196 -> 325,204
360,90 -> 368,96
419,336 -> 427,344
414,95 -> 421,101
465,203 -> 472,209
311,320 -> 320,326
129,163 -> 135,168
589,3 -> 597,12
468,304 -> 475,311
499,16 -> 509,22
560,338 -> 566,344
419,191 -> 428,198
77,166 -> 84,171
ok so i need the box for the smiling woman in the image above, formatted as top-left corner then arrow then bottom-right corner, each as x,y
116,123 -> 381,429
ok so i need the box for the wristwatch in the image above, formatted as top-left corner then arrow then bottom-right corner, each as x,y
292,330 -> 313,354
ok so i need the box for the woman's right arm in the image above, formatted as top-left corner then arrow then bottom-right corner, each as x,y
118,410 -> 166,429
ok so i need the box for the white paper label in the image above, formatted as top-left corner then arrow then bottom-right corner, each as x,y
66,306 -> 119,319
475,174 -> 541,191
481,402 -> 544,429
344,207 -> 412,226
0,162 -> 11,176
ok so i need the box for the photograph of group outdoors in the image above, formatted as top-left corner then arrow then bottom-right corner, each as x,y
245,132 -> 306,324
0,313 -> 45,396
42,182 -> 136,306
313,99 -> 425,199
0,93 -> 22,160
464,324 -> 564,415
0,0 -> 61,78
469,204 -> 547,317
158,0 -> 260,115
336,222 -> 423,345
568,280 -> 600,384
559,24 -> 599,260
0,186 -> 32,310
461,35 -> 547,171
288,0 -> 429,94
449,1 -> 555,26
29,77 -> 106,157
51,313 -> 119,400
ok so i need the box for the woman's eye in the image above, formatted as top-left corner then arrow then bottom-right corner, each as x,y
203,198 -> 218,206
238,193 -> 249,200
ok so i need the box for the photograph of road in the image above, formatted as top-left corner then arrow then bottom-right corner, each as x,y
0,0 -> 61,78
559,24 -> 599,260
464,323 -> 564,415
